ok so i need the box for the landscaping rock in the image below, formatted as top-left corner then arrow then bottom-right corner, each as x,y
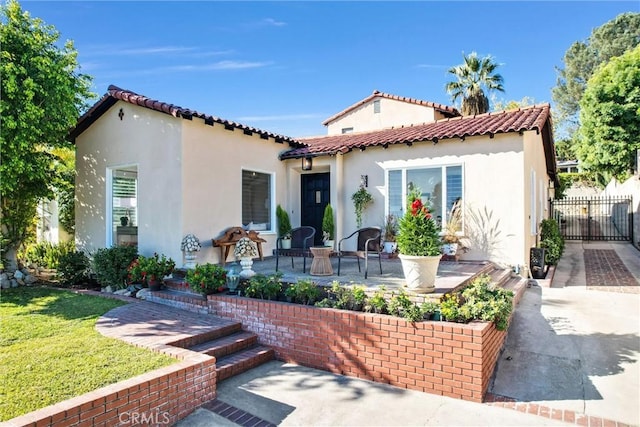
10,279 -> 19,288
136,288 -> 151,300
13,270 -> 24,281
25,274 -> 38,285
0,273 -> 10,289
102,285 -> 113,293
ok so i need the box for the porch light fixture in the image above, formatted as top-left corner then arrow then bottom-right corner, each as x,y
302,156 -> 313,171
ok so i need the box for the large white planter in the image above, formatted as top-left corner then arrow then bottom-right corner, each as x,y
239,257 -> 256,279
280,239 -> 292,250
399,254 -> 441,293
183,251 -> 198,269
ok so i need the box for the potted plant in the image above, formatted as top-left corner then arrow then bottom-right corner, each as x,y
396,186 -> 442,293
234,237 -> 259,278
322,204 -> 335,248
382,214 -> 398,254
128,253 -> 175,291
441,208 -> 463,256
185,263 -> 227,295
351,185 -> 373,228
276,205 -> 292,250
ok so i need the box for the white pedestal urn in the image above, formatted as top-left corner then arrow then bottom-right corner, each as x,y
238,257 -> 256,279
441,243 -> 458,256
183,251 -> 198,269
399,254 -> 441,293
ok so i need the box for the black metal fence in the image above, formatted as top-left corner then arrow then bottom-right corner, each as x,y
550,195 -> 633,241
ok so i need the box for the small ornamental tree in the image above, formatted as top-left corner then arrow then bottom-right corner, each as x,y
276,205 -> 292,238
396,187 -> 441,256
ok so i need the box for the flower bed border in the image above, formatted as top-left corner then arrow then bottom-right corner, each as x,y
209,279 -> 526,403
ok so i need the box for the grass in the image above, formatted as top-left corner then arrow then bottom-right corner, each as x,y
0,287 -> 176,421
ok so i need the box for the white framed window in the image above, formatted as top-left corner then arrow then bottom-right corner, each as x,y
106,165 -> 138,247
386,164 -> 463,227
242,169 -> 274,232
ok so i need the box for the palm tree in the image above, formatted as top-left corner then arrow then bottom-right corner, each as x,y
445,52 -> 505,115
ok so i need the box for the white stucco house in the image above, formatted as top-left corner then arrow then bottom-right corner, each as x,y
70,86 -> 557,271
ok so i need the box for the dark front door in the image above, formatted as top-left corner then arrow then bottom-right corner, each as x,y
301,173 -> 330,246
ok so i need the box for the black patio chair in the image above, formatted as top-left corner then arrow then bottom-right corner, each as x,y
337,227 -> 382,279
275,226 -> 316,274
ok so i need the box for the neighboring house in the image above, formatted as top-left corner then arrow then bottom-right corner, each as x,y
71,86 -> 557,272
557,160 -> 580,173
35,198 -> 70,244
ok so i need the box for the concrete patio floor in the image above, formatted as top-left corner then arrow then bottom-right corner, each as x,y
226,254 -> 495,297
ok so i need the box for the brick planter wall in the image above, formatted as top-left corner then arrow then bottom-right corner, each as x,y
208,296 -> 507,402
6,353 -> 216,427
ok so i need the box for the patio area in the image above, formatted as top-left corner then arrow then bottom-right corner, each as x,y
219,253 -> 498,297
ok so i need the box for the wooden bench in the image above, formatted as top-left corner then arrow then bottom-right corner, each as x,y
212,227 -> 266,266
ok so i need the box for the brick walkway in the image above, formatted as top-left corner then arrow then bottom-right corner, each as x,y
485,393 -> 632,427
584,249 -> 640,293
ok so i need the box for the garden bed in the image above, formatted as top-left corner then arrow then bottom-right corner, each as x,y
208,285 -> 523,403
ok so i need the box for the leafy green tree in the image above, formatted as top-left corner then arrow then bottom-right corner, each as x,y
445,51 -> 504,115
554,139 -> 577,161
491,96 -> 535,112
0,0 -> 92,269
553,12 -> 640,131
577,45 -> 640,181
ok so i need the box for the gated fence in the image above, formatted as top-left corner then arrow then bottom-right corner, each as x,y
550,195 -> 633,241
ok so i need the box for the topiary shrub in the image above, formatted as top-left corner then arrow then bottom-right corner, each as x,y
276,205 -> 292,238
92,246 -> 138,290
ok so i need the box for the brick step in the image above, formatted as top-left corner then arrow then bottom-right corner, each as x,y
215,345 -> 275,382
163,276 -> 194,293
190,331 -> 258,359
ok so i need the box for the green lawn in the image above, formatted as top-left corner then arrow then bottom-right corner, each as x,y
0,287 -> 176,421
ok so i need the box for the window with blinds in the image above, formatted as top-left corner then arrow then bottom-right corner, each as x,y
112,175 -> 137,228
387,165 -> 463,227
242,170 -> 272,230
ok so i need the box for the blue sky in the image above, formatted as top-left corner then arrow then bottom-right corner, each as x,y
21,1 -> 637,137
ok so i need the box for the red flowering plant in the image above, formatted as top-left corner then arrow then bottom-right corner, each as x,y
396,186 -> 442,256
128,253 -> 175,285
186,263 -> 227,295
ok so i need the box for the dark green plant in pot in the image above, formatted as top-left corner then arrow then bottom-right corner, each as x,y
92,245 -> 138,290
276,205 -> 292,238
322,203 -> 335,242
540,218 -> 564,265
186,263 -> 227,295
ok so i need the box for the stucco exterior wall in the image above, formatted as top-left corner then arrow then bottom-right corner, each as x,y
326,133 -> 532,267
75,102 -> 183,257
326,98 -> 440,135
522,130 -> 552,262
181,120 -> 290,265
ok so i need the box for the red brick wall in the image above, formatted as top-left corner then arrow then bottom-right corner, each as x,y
209,296 -> 507,402
7,356 -> 216,427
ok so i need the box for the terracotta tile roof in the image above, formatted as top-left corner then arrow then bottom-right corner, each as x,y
322,90 -> 461,126
69,85 -> 303,146
281,104 -> 553,160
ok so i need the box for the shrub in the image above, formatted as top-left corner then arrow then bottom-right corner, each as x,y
186,263 -> 227,295
19,240 -> 75,269
57,250 -> 91,287
92,246 -> 138,290
128,253 -> 175,285
285,279 -> 321,305
323,282 -> 368,310
440,274 -> 514,330
245,273 -> 283,300
540,218 -> 564,265
396,186 -> 441,256
364,286 -> 387,314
